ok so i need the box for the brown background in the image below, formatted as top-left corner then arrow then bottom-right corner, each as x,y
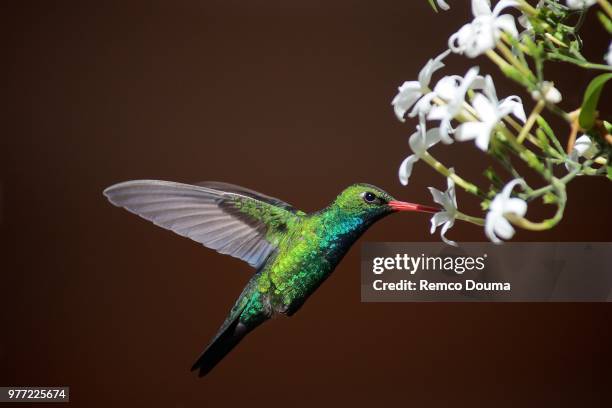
2,1 -> 612,407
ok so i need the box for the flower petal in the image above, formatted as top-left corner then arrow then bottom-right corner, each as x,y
408,124 -> 427,153
433,76 -> 461,101
492,0 -> 520,16
440,219 -> 457,246
455,121 -> 489,142
437,0 -> 451,11
438,118 -> 455,144
398,155 -> 419,186
392,81 -> 421,121
449,24 -> 472,54
504,197 -> 527,217
471,0 -> 492,17
418,50 -> 451,87
472,93 -> 497,122
499,95 -> 526,122
408,92 -> 436,118
446,175 -> 457,208
565,0 -> 597,10
424,127 -> 442,149
451,67 -> 480,112
464,17 -> 497,58
572,135 -> 593,158
485,212 -> 502,244
494,13 -> 518,38
427,105 -> 448,121
485,177 -> 526,244
500,178 -> 526,198
474,122 -> 495,151
430,211 -> 450,233
480,75 -> 498,103
428,187 -> 447,207
544,86 -> 562,104
493,216 -> 515,240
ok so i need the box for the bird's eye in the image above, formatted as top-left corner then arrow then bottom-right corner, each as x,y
362,192 -> 377,203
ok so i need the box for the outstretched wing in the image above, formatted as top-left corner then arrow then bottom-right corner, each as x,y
103,180 -> 301,269
194,181 -> 297,213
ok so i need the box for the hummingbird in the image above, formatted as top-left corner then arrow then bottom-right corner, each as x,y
104,180 -> 438,376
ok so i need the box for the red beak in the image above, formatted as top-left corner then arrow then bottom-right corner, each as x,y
388,200 -> 440,214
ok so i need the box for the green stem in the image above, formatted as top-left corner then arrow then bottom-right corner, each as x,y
517,0 -> 538,16
598,0 -> 612,20
507,177 -> 569,231
486,49 -> 514,75
497,124 -> 527,153
456,211 -> 485,226
419,151 -> 485,197
523,165 -> 583,200
517,100 -> 545,144
499,124 -> 556,181
497,41 -> 534,80
496,152 -> 533,190
505,115 -> 564,159
506,201 -> 565,231
544,33 -> 568,48
502,159 -> 596,232
535,116 -> 566,156
549,52 -> 612,71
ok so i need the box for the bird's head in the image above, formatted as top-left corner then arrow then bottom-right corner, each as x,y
332,183 -> 439,222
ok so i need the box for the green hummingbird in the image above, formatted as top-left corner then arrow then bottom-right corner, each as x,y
104,180 -> 438,376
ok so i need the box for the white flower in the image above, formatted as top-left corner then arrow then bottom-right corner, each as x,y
455,76 -> 525,151
428,175 -> 458,246
449,0 -> 519,58
427,66 -> 481,143
392,50 -> 451,121
485,179 -> 527,243
565,0 -> 597,9
473,74 -> 527,122
530,81 -> 562,103
570,135 -> 598,160
606,41 -> 612,66
436,0 -> 451,10
398,122 -> 442,185
565,135 -> 598,171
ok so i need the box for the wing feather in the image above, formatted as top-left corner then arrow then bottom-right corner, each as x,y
103,180 -> 299,268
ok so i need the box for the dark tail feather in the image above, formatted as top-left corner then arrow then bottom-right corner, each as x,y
191,316 -> 249,377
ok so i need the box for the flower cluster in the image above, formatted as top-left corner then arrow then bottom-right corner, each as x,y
393,54 -> 528,244
394,56 -> 526,153
392,0 -> 612,245
449,0 -> 519,58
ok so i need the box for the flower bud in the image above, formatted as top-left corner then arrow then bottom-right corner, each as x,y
531,82 -> 561,104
